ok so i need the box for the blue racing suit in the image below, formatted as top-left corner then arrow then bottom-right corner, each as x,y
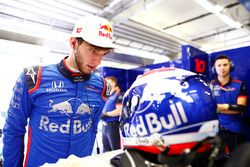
3,57 -> 108,167
101,91 -> 123,152
210,78 -> 247,134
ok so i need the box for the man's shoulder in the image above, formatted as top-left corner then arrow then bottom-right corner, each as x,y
23,63 -> 57,93
91,73 -> 103,80
89,74 -> 106,87
231,78 -> 243,83
24,63 -> 57,73
230,77 -> 246,87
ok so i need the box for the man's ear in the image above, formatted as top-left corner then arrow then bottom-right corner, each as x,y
69,37 -> 78,50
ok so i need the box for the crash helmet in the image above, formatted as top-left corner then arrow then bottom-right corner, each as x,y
120,67 -> 218,166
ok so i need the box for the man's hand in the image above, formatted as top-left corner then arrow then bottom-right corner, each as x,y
217,104 -> 229,111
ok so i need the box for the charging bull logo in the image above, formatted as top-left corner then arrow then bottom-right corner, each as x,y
48,98 -> 91,116
136,77 -> 193,115
99,24 -> 112,32
76,103 -> 91,115
99,24 -> 112,40
49,100 -> 73,116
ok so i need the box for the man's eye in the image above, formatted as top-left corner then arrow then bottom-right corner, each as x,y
89,48 -> 95,54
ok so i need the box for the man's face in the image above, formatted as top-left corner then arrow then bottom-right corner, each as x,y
75,40 -> 112,74
214,58 -> 231,77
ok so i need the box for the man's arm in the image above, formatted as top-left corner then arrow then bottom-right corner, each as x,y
103,103 -> 122,117
218,83 -> 247,114
217,103 -> 246,114
3,73 -> 30,167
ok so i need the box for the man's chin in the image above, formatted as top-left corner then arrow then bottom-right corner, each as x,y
221,73 -> 229,77
79,67 -> 93,75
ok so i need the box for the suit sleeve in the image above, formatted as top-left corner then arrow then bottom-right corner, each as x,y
3,72 -> 31,167
238,82 -> 247,98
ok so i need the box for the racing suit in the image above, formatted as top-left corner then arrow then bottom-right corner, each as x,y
210,78 -> 247,134
3,57 -> 108,167
101,91 -> 123,152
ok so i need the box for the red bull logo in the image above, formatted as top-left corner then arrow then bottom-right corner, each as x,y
76,103 -> 91,115
49,101 -> 73,116
39,98 -> 93,134
99,24 -> 112,40
39,116 -> 93,134
99,24 -> 112,32
123,102 -> 188,137
48,98 -> 91,116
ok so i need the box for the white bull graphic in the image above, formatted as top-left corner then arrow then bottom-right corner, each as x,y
76,103 -> 91,115
49,101 -> 73,114
141,78 -> 193,103
48,98 -> 91,116
134,77 -> 193,115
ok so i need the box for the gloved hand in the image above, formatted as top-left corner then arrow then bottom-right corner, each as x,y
101,113 -> 109,119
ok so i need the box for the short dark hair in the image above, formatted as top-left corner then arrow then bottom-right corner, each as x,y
76,37 -> 114,52
214,54 -> 230,64
213,54 -> 235,72
75,37 -> 84,45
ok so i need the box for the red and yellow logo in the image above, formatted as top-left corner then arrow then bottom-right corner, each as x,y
99,24 -> 112,33
99,24 -> 112,40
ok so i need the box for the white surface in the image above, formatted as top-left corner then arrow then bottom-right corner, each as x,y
41,149 -> 123,167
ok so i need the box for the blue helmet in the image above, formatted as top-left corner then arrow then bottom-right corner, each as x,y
120,68 -> 218,156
